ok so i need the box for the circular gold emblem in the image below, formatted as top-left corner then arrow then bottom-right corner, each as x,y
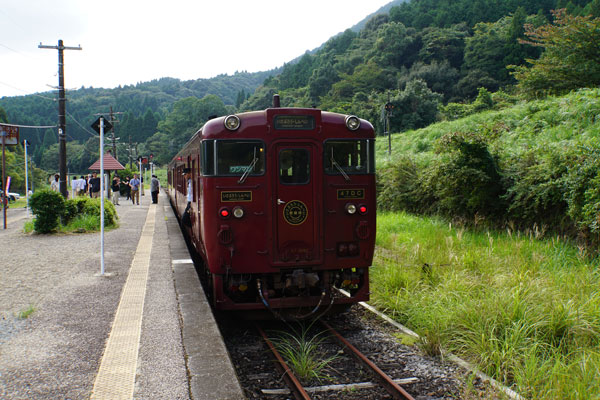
283,200 -> 308,226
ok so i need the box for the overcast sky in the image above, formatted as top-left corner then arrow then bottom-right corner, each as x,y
0,0 -> 392,98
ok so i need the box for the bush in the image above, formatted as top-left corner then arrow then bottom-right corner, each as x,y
502,145 -> 573,231
377,158 -> 420,212
66,197 -> 118,227
564,146 -> 600,238
377,156 -> 436,214
430,132 -> 506,220
29,190 -> 65,233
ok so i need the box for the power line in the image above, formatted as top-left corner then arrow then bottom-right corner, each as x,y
0,123 -> 57,130
0,80 -> 56,101
65,110 -> 99,139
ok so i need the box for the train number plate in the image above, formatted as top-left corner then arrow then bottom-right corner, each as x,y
274,115 -> 315,130
221,191 -> 252,202
337,189 -> 365,200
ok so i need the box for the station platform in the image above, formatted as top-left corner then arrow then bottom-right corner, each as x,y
0,191 -> 244,399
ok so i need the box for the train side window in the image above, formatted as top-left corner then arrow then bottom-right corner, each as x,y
216,140 -> 265,176
192,160 -> 196,202
202,140 -> 215,176
279,149 -> 310,185
324,139 -> 374,175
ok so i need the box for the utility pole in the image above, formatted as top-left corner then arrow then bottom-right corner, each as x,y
128,135 -> 133,169
108,106 -> 123,159
384,92 -> 394,156
39,39 -> 82,198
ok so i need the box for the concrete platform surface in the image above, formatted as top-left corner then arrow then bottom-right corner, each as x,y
0,191 -> 244,399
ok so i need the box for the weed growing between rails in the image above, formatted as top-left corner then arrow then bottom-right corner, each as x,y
268,321 -> 340,383
371,212 -> 600,400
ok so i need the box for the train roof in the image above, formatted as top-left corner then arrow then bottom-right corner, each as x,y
169,107 -> 374,167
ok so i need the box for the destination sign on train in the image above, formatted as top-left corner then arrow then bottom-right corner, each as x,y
273,115 -> 315,130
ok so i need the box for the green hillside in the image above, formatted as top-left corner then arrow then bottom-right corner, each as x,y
377,88 -> 600,243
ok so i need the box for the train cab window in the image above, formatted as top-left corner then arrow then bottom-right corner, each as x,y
279,149 -> 310,185
216,140 -> 265,177
324,139 -> 374,175
202,140 -> 215,175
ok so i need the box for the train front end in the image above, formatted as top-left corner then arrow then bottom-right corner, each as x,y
200,103 -> 375,318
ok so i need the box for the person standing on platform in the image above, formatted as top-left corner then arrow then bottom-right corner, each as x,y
71,175 -> 79,198
50,174 -> 59,191
89,172 -> 101,198
111,176 -> 120,205
121,176 -> 130,200
181,168 -> 193,227
79,176 -> 87,196
150,174 -> 160,204
129,174 -> 141,205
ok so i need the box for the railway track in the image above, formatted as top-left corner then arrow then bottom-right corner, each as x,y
220,307 -> 465,399
256,321 -> 416,400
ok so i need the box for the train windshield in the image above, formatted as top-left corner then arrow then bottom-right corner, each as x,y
324,139 -> 375,175
210,140 -> 266,177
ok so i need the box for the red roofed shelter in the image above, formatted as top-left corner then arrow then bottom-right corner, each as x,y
88,152 -> 125,171
88,152 -> 125,198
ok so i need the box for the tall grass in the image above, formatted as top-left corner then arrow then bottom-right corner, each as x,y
268,323 -> 338,383
372,212 -> 600,399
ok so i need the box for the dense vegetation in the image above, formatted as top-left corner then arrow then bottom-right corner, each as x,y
27,190 -> 117,233
377,88 -> 600,244
240,0 -> 599,132
373,212 -> 600,399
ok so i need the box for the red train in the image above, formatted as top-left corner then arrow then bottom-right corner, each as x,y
167,95 -> 376,318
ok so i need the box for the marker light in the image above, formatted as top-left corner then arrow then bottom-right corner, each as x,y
224,115 -> 241,131
233,206 -> 244,218
345,115 -> 361,131
345,203 -> 357,215
219,208 -> 231,218
358,205 -> 368,214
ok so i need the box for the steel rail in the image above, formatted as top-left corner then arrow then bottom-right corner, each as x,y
319,320 -> 416,400
255,324 -> 312,400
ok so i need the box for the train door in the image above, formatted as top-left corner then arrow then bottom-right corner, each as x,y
273,143 -> 322,265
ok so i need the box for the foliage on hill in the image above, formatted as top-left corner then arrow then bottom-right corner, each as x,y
0,71 -> 273,168
377,88 -> 600,245
511,8 -> 600,96
242,0 -> 598,134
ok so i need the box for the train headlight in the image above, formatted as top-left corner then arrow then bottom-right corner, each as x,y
224,115 -> 241,131
345,203 -> 357,215
233,206 -> 244,218
345,115 -> 361,131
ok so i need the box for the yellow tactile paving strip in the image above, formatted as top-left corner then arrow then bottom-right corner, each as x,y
91,204 -> 156,400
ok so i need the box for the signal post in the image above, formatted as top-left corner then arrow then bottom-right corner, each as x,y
0,124 -> 19,229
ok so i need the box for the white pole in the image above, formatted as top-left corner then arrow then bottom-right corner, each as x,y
24,140 -> 29,218
139,159 -> 143,196
100,118 -> 105,275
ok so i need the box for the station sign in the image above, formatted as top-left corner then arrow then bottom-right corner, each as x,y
0,124 -> 19,145
91,117 -> 113,134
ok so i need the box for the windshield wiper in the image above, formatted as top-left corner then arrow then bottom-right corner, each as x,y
238,147 -> 259,184
330,149 -> 350,181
